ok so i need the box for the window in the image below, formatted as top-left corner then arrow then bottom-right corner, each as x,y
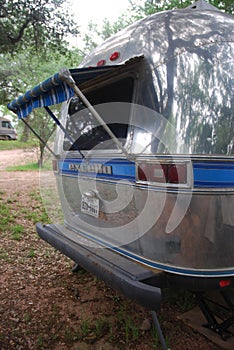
64,76 -> 135,151
2,121 -> 12,129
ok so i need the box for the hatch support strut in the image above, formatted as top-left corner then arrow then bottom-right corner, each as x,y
59,68 -> 132,160
44,106 -> 84,158
21,118 -> 57,158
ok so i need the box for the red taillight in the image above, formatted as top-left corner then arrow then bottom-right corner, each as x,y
52,159 -> 58,172
137,162 -> 188,185
168,164 -> 187,184
219,280 -> 231,288
137,165 -> 147,181
138,163 -> 167,183
110,51 -> 120,61
97,59 -> 106,66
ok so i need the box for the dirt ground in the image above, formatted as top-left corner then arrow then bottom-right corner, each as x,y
0,149 -> 228,349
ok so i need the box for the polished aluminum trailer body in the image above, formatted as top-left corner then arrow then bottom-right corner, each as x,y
52,5 -> 234,278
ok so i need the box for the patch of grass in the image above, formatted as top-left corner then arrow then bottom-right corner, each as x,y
0,247 -> 10,261
95,318 -> 110,338
125,316 -> 139,342
151,326 -> 160,349
6,162 -> 39,171
10,225 -> 24,240
80,318 -> 91,338
6,198 -> 17,204
44,250 -> 51,258
64,328 -> 78,342
0,332 -> 4,341
164,289 -> 196,312
23,313 -> 32,323
38,211 -> 50,223
27,249 -> 36,258
25,208 -> 49,225
6,161 -> 52,172
39,160 -> 53,170
29,191 -> 41,201
37,335 -> 44,348
151,325 -> 170,350
0,140 -> 38,150
0,202 -> 15,229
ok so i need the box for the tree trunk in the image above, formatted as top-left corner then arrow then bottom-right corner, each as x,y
38,141 -> 45,168
20,121 -> 30,142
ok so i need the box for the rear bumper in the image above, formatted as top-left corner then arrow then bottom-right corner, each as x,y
36,223 -> 234,306
36,223 -> 162,310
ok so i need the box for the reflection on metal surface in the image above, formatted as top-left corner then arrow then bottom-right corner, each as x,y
39,5 -> 234,277
5,0 -> 234,297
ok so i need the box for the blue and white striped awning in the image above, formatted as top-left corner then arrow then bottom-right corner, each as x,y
7,56 -> 144,119
7,66 -> 118,119
8,73 -> 73,118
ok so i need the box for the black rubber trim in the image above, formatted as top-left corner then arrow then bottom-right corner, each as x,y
36,223 -> 162,310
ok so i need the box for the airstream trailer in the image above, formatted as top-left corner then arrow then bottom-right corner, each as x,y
0,117 -> 17,140
7,0 -> 234,342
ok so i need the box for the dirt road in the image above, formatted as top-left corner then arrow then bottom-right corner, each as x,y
0,149 -> 39,193
0,148 -> 38,170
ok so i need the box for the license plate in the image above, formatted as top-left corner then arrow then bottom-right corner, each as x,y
81,194 -> 99,218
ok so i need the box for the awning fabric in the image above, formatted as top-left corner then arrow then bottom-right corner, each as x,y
7,56 -> 144,119
7,65 -> 119,119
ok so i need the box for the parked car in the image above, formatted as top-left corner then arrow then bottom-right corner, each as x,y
0,117 -> 17,140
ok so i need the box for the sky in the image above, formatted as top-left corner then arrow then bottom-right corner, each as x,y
68,0 -> 132,47
69,0 -> 131,29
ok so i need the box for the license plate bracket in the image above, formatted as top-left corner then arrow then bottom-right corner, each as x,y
81,194 -> 99,218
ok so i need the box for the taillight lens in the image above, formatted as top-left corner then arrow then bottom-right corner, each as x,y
137,162 -> 187,185
138,163 -> 167,183
168,163 -> 187,184
52,159 -> 58,172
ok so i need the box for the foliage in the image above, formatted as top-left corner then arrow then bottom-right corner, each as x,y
26,107 -> 58,166
130,0 -> 233,16
81,15 -> 132,55
0,46 -> 82,164
0,0 -> 81,107
0,0 -> 82,160
212,0 -> 234,14
1,47 -> 82,105
1,48 -> 82,162
82,22 -> 100,56
0,0 -> 79,55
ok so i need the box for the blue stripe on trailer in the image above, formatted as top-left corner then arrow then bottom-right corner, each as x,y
193,162 -> 234,188
58,158 -> 234,189
59,158 -> 135,181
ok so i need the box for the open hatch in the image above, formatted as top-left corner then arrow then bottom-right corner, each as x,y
7,56 -> 144,159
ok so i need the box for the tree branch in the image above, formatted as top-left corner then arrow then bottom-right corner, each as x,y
7,17 -> 32,44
